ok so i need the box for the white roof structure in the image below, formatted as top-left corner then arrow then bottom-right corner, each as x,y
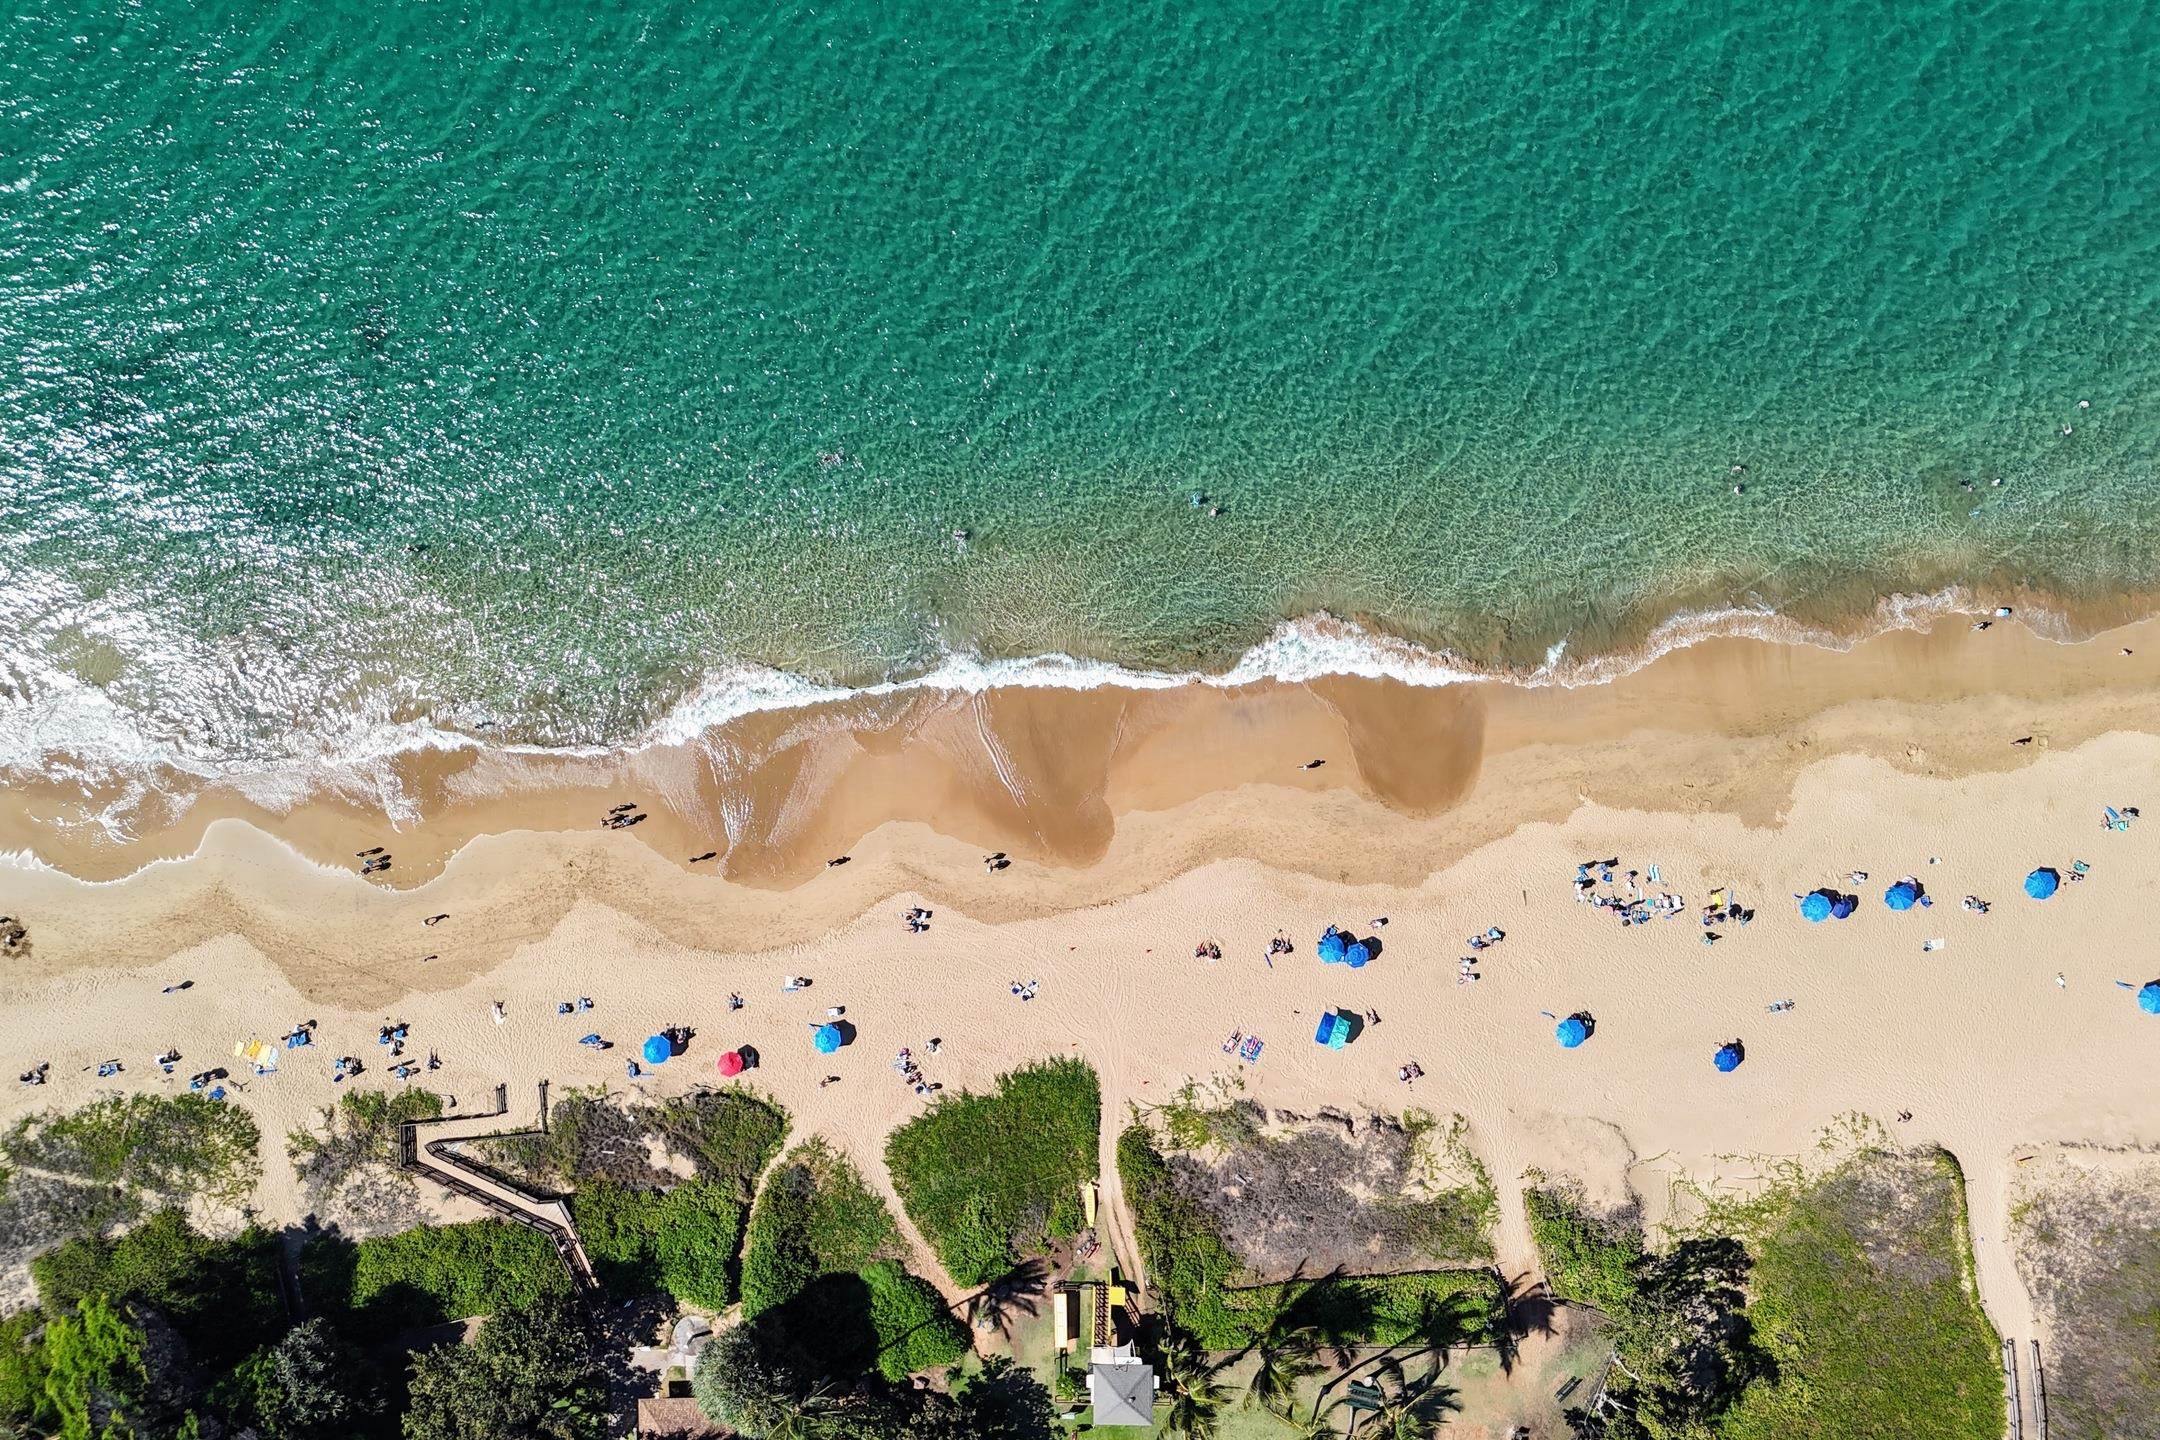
1088,1343 -> 1157,1428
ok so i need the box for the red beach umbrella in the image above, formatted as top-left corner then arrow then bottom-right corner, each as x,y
717,1050 -> 746,1077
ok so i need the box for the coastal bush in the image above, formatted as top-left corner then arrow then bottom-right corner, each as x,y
734,1141 -> 959,1382
6,1093 -> 260,1207
694,1321 -> 1022,1439
2010,1159 -> 2160,1439
303,1219 -> 569,1335
570,1177 -> 742,1310
740,1139 -> 902,1319
403,1297 -> 605,1440
473,1089 -> 786,1196
1526,1184 -> 1762,1436
1523,1185 -> 1645,1317
647,1090 -> 789,1196
1714,1148 -> 2002,1440
1118,1124 -> 1498,1350
885,1057 -> 1099,1286
31,1208 -> 285,1369
38,1295 -> 160,1439
0,1094 -> 261,1266
226,1317 -> 382,1439
862,1259 -> 969,1381
0,1310 -> 50,1430
288,1087 -> 443,1196
1116,1123 -> 1249,1336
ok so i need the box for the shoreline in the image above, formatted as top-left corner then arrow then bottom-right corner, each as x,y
8,578 -> 2157,866
7,600 -> 2160,899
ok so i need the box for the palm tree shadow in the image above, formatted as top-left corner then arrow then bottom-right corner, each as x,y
968,1255 -> 1050,1339
1496,1267 -> 1557,1376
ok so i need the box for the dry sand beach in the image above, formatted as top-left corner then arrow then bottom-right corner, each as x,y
6,613 -> 2160,1385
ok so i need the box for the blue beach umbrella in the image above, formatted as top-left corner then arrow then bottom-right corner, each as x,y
1713,1043 -> 1744,1073
1884,881 -> 1918,912
812,1023 -> 843,1054
1317,930 -> 1348,964
1555,1016 -> 1589,1049
1830,893 -> 1858,920
2025,867 -> 2060,900
1799,890 -> 1833,923
1344,941 -> 1372,969
641,1034 -> 671,1066
2139,982 -> 2160,1015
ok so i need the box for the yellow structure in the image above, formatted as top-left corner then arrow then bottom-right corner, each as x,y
1053,1289 -> 1078,1353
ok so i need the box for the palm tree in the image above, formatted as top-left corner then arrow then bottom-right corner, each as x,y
1237,1290 -> 1327,1417
1272,1403 -> 1343,1439
1354,1361 -> 1462,1440
1157,1331 -> 1232,1440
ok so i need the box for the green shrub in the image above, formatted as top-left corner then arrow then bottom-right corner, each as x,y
1523,1186 -> 1644,1316
4,1093 -> 259,1207
287,1089 -> 442,1200
472,1089 -> 787,1197
1117,1124 -> 1496,1349
737,1141 -> 954,1385
1717,1150 -> 2002,1440
647,1092 -> 789,1196
741,1141 -> 903,1320
1115,1123 -> 1245,1336
0,1095 -> 261,1263
862,1259 -> 968,1381
570,1177 -> 746,1310
304,1219 -> 569,1336
31,1209 -> 284,1368
0,1310 -> 50,1430
885,1058 -> 1099,1286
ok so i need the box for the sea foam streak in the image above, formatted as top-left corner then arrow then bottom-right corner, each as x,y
0,591 -> 1990,805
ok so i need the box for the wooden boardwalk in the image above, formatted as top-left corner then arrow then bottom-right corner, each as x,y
398,1083 -> 598,1291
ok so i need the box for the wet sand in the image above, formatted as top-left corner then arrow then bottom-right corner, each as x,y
6,614 -> 2160,1352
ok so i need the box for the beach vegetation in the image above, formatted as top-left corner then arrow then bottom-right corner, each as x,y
1711,1147 -> 2002,1440
1117,1124 -> 1500,1354
568,1177 -> 742,1310
884,1057 -> 1100,1287
1526,1182 -> 1761,1435
288,1087 -> 442,1193
740,1139 -> 904,1318
220,1316 -> 382,1439
31,1208 -> 285,1370
2010,1160 -> 2160,1439
39,1293 -> 156,1439
1528,1144 -> 2002,1440
694,1323 -> 1022,1440
402,1295 -> 605,1440
469,1087 -> 786,1196
736,1140 -> 964,1381
301,1218 -> 571,1336
861,1259 -> 968,1381
0,1094 -> 261,1266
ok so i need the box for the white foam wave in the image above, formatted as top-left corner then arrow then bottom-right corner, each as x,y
0,590 -> 2008,812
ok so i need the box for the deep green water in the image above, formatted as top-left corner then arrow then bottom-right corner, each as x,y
3,1 -> 2157,768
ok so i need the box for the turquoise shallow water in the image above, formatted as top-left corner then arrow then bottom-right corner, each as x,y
3,1 -> 2157,768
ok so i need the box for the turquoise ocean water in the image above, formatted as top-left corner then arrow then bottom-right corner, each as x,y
3,1 -> 2157,772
